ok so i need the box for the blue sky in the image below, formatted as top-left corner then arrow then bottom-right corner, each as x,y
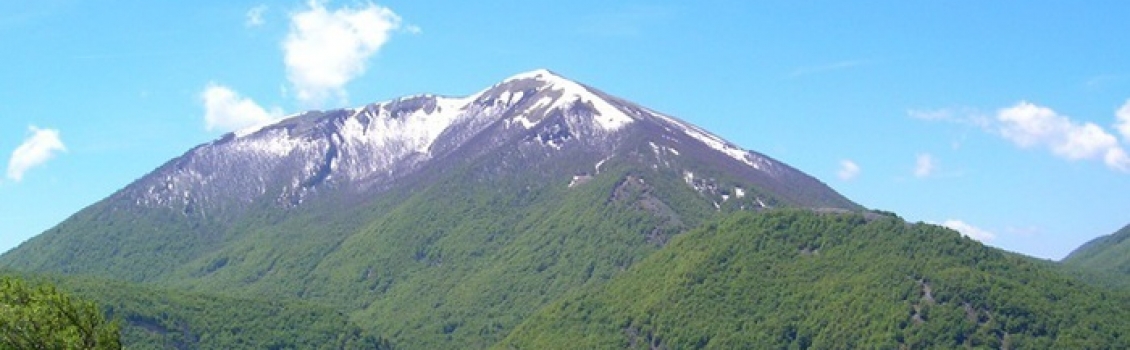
2,1 -> 1128,260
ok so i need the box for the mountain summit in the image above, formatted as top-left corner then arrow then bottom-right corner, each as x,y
115,69 -> 854,216
2,69 -> 858,347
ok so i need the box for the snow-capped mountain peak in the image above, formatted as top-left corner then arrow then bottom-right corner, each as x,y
501,68 -> 568,85
124,69 -> 853,215
492,69 -> 635,131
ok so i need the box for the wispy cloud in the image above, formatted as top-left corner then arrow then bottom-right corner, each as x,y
284,0 -> 406,106
907,107 -> 992,130
940,220 -> 996,242
7,126 -> 66,182
1005,225 -> 1041,237
1084,74 -> 1120,89
201,83 -> 281,135
914,153 -> 936,178
246,5 -> 268,27
837,159 -> 860,181
789,60 -> 869,78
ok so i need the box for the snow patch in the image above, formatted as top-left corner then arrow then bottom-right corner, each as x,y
595,156 -> 612,174
568,174 -> 592,188
512,115 -> 538,129
645,108 -> 774,174
234,128 -> 302,156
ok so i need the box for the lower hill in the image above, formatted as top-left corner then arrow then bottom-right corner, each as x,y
4,272 -> 390,349
1062,223 -> 1130,288
499,211 -> 1130,349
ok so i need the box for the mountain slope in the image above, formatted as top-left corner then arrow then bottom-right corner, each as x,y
500,211 -> 1130,349
4,271 -> 389,349
1,69 -> 855,280
1062,223 -> 1130,288
0,69 -> 859,347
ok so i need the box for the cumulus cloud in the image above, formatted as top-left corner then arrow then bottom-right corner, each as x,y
941,220 -> 996,242
246,5 -> 268,27
997,101 -> 1130,172
914,153 -> 936,178
1117,99 -> 1130,141
284,0 -> 403,106
837,159 -> 860,181
202,83 -> 281,134
7,126 -> 66,182
914,100 -> 1130,173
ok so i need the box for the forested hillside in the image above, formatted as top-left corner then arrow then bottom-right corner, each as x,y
4,272 -> 390,349
1062,224 -> 1130,288
10,211 -> 1130,349
501,211 -> 1130,349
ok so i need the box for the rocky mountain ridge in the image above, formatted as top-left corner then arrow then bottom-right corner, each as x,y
118,69 -> 853,218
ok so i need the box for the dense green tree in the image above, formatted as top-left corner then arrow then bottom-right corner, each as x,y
24,273 -> 391,350
500,211 -> 1130,349
0,276 -> 121,349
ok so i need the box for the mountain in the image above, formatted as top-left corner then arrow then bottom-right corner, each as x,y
500,211 -> 1130,349
1062,223 -> 1130,288
1,69 -> 859,347
5,69 -> 1130,349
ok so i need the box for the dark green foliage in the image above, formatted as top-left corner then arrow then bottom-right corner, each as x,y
7,273 -> 389,350
294,159 -> 723,348
0,200 -> 231,282
500,211 -> 1130,349
0,276 -> 121,349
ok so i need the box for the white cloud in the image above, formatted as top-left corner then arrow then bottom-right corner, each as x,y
914,101 -> 1130,173
941,220 -> 996,242
202,83 -> 281,134
283,0 -> 403,106
997,101 -> 1130,172
837,159 -> 860,181
1105,147 -> 1130,172
246,5 -> 268,27
7,126 -> 66,182
1116,99 -> 1130,141
908,107 -> 991,130
914,153 -> 936,178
